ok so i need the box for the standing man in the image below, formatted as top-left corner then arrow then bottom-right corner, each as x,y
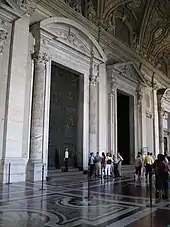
144,152 -> 154,181
117,153 -> 124,177
88,153 -> 95,178
64,148 -> 69,172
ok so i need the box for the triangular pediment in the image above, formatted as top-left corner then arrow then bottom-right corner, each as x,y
109,61 -> 147,85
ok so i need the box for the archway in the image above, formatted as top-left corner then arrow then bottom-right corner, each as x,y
28,17 -> 107,181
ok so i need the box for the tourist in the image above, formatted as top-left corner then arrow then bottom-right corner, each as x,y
144,152 -> 154,181
64,148 -> 69,172
153,154 -> 162,198
153,154 -> 170,199
95,152 -> 101,177
164,152 -> 169,163
101,152 -> 106,177
113,154 -> 119,177
105,153 -> 113,177
88,153 -> 95,178
117,153 -> 124,177
134,154 -> 143,180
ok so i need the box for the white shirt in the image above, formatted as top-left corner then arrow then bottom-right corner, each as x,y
65,151 -> 69,159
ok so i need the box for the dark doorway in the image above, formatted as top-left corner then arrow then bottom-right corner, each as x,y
48,62 -> 83,169
117,90 -> 134,164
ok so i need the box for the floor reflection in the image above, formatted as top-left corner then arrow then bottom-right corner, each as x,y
0,173 -> 168,226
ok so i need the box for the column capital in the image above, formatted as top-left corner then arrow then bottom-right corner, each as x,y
0,18 -> 10,55
136,85 -> 143,107
89,64 -> 99,85
110,73 -> 117,95
89,73 -> 99,85
110,77 -> 117,95
158,106 -> 165,116
32,51 -> 49,64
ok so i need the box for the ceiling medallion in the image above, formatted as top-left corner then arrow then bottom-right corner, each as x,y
127,0 -> 142,9
154,28 -> 164,39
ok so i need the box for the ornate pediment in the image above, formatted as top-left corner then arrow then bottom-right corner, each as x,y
110,61 -> 147,85
45,23 -> 90,55
38,18 -> 106,62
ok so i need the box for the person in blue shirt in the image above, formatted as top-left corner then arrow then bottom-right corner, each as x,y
88,152 -> 95,178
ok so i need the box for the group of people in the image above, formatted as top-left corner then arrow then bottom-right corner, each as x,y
88,152 -> 124,178
134,151 -> 170,199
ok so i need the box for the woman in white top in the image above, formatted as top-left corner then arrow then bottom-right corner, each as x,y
105,153 -> 113,177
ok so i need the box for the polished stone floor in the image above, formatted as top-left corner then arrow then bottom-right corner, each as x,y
0,172 -> 169,227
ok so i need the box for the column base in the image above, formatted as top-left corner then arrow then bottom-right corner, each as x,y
26,160 -> 46,182
0,158 -> 27,184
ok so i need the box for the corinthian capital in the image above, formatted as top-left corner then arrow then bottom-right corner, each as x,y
32,51 -> 49,64
110,74 -> 117,95
0,19 -> 9,55
136,84 -> 143,107
89,73 -> 99,85
14,0 -> 35,15
89,63 -> 99,85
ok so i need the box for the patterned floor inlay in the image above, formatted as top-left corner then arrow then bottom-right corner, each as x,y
0,173 -> 169,226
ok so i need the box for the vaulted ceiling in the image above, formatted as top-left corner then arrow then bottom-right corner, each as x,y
95,0 -> 170,77
65,0 -> 170,77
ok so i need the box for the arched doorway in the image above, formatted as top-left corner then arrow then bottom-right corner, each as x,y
28,17 -> 107,181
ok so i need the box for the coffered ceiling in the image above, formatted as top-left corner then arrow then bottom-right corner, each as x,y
63,0 -> 170,77
91,0 -> 170,77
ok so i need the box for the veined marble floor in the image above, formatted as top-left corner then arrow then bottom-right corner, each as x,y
0,172 -> 169,227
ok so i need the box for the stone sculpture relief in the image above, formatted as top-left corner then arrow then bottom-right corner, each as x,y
87,2 -> 97,24
50,26 -> 90,54
0,18 -> 9,55
64,0 -> 82,13
13,0 -> 35,14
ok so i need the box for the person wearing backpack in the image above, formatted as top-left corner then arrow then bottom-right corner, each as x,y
134,154 -> 143,180
105,153 -> 113,177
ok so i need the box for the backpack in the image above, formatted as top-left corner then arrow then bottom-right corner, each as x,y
107,159 -> 112,165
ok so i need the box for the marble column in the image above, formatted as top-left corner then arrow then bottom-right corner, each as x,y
137,85 -> 143,151
158,107 -> 164,154
27,51 -> 49,181
110,75 -> 117,154
89,66 -> 98,154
